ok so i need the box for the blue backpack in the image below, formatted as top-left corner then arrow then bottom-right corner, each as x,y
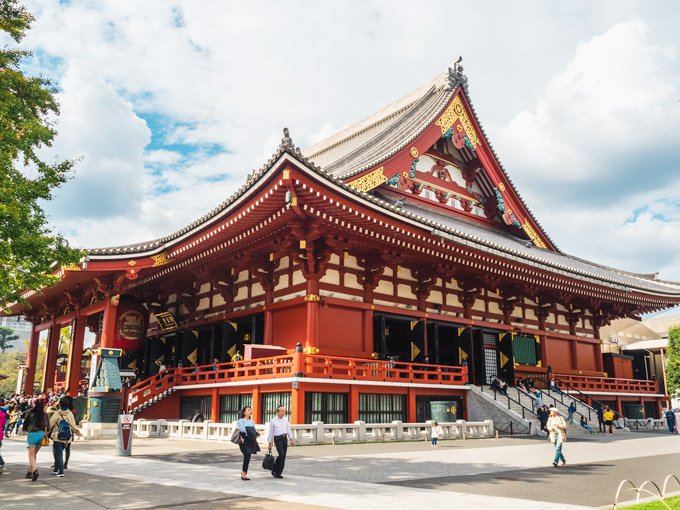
57,419 -> 72,441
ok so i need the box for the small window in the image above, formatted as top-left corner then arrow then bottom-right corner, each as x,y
261,392 -> 291,423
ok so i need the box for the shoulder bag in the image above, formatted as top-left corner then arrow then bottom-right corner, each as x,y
230,426 -> 242,444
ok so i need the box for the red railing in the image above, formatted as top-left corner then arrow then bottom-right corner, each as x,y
303,355 -> 468,385
555,374 -> 658,394
129,354 -> 295,411
128,354 -> 468,412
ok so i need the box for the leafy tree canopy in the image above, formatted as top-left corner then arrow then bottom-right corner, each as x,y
0,0 -> 84,311
666,325 -> 680,399
0,325 -> 18,352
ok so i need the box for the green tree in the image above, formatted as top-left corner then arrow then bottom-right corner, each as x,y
0,349 -> 25,394
0,325 -> 18,352
0,0 -> 83,311
666,325 -> 680,399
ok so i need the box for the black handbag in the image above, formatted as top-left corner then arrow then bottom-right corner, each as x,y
262,448 -> 276,471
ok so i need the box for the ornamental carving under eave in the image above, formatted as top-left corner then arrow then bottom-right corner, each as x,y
522,222 -> 548,249
151,252 -> 173,267
348,166 -> 387,192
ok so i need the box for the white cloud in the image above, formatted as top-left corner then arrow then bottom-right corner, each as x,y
488,18 -> 680,280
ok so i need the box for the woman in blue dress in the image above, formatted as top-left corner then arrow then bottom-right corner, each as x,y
237,406 -> 259,480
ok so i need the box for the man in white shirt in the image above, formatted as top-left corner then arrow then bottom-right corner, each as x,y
267,405 -> 295,478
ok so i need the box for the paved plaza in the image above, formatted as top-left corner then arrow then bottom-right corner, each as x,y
1,430 -> 679,509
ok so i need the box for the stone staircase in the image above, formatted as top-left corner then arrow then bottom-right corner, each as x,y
477,385 -> 595,436
130,387 -> 177,414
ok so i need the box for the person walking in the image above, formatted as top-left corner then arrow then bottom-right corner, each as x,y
267,405 -> 295,479
567,402 -> 576,424
23,400 -> 46,481
603,407 -> 615,436
537,405 -> 550,434
47,397 -> 82,477
547,407 -> 567,467
0,404 -> 5,475
237,406 -> 259,480
664,408 -> 675,434
675,408 -> 680,434
431,421 -> 442,447
597,406 -> 605,433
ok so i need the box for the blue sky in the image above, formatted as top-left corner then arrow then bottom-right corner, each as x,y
7,1 -> 680,314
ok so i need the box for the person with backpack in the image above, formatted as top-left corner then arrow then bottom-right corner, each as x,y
47,397 -> 82,477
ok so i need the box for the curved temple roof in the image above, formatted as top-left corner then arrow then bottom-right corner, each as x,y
82,63 -> 680,301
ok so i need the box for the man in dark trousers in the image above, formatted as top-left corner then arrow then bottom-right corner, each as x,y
266,405 -> 295,479
597,406 -> 605,433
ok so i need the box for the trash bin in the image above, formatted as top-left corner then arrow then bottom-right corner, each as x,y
116,414 -> 134,456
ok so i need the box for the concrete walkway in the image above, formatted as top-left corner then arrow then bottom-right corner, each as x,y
1,431 -> 678,509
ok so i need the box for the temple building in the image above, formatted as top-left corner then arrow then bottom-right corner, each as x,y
6,62 -> 680,424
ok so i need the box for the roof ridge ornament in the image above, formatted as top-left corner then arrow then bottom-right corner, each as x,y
280,127 -> 294,151
444,56 -> 469,93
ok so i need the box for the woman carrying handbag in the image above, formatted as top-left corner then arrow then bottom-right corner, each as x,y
236,406 -> 260,480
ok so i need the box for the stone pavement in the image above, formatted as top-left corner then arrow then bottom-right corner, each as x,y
1,430 -> 679,509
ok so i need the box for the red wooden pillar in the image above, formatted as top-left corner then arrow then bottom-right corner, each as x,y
539,335 -> 548,368
211,387 -> 219,421
656,399 -> 662,419
291,384 -> 304,425
263,308 -> 274,345
66,315 -> 87,396
42,324 -> 61,393
349,385 -> 359,422
305,279 -> 320,348
100,296 -> 118,348
251,386 -> 261,423
615,396 -> 622,416
407,387 -> 416,423
363,309 -> 373,353
595,343 -> 604,373
570,339 -> 578,370
24,325 -> 41,394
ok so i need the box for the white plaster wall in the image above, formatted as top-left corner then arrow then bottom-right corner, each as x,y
251,282 -> 264,297
213,294 -> 226,307
429,290 -> 443,305
383,266 -> 394,278
235,270 -> 249,284
344,272 -> 363,291
488,301 -> 502,316
329,253 -> 340,265
292,269 -> 305,286
396,283 -> 416,300
196,297 -> 211,311
345,255 -> 361,270
279,256 -> 290,270
375,279 -> 393,295
234,286 -> 248,302
446,293 -> 461,308
322,269 -> 341,286
274,273 -> 289,291
400,267 -> 416,282
199,283 -> 210,294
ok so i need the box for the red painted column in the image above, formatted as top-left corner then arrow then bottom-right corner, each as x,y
570,339 -> 579,370
407,387 -> 416,423
305,279 -> 320,348
263,308 -> 274,345
349,385 -> 359,422
251,386 -> 261,423
290,384 -> 304,425
211,387 -> 219,421
24,325 -> 41,394
363,309 -> 373,353
66,315 -> 87,396
595,343 -> 604,373
539,335 -> 548,368
42,324 -> 61,393
100,296 -> 118,348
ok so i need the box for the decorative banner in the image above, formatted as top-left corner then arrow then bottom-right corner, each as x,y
411,342 -> 421,361
154,312 -> 178,331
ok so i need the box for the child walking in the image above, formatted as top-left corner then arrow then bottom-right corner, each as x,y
431,421 -> 442,447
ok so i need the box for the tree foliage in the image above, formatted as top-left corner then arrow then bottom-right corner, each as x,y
0,348 -> 25,394
0,325 -> 18,352
666,325 -> 680,398
0,0 -> 84,310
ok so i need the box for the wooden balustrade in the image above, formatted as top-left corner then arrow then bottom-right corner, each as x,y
555,373 -> 658,394
128,354 -> 467,412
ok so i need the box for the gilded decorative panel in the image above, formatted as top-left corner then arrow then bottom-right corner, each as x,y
522,221 -> 548,249
435,95 -> 481,148
349,166 -> 387,192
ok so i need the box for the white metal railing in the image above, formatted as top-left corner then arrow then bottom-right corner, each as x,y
133,419 -> 495,444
